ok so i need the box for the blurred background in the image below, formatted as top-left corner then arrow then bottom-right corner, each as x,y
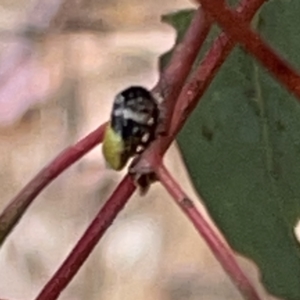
0,0 -> 274,299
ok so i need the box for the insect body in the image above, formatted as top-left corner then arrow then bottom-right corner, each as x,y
102,86 -> 159,170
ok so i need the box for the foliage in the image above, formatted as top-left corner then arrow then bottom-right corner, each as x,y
175,1 -> 300,299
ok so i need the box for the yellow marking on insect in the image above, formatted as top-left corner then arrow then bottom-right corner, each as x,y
102,124 -> 128,171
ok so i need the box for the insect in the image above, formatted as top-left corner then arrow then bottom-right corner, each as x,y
102,86 -> 160,171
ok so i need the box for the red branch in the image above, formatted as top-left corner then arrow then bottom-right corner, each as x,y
35,175 -> 135,300
133,0 -> 266,172
0,5 -> 211,247
197,0 -> 300,100
0,123 -> 106,245
169,0 -> 267,136
156,164 -> 262,300
154,8 -> 212,134
0,6 -> 212,299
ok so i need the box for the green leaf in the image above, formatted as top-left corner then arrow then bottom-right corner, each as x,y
167,1 -> 300,300
159,9 -> 195,71
159,9 -> 221,73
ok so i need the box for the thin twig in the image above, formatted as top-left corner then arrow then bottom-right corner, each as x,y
169,0 -> 267,137
0,4 -> 212,246
154,8 -> 212,134
156,164 -> 262,300
133,0 -> 266,172
35,174 -> 135,300
0,123 -> 106,245
197,0 -> 300,99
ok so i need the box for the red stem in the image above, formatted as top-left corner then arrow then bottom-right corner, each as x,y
155,8 -> 212,134
35,175 -> 136,300
0,4 -> 212,248
156,164 -> 262,300
197,0 -> 300,100
169,0 -> 267,137
0,123 -> 107,245
0,6 -> 211,247
133,0 -> 266,171
24,9 -> 212,299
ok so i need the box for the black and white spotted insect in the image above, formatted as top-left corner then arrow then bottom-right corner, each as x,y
102,86 -> 160,170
